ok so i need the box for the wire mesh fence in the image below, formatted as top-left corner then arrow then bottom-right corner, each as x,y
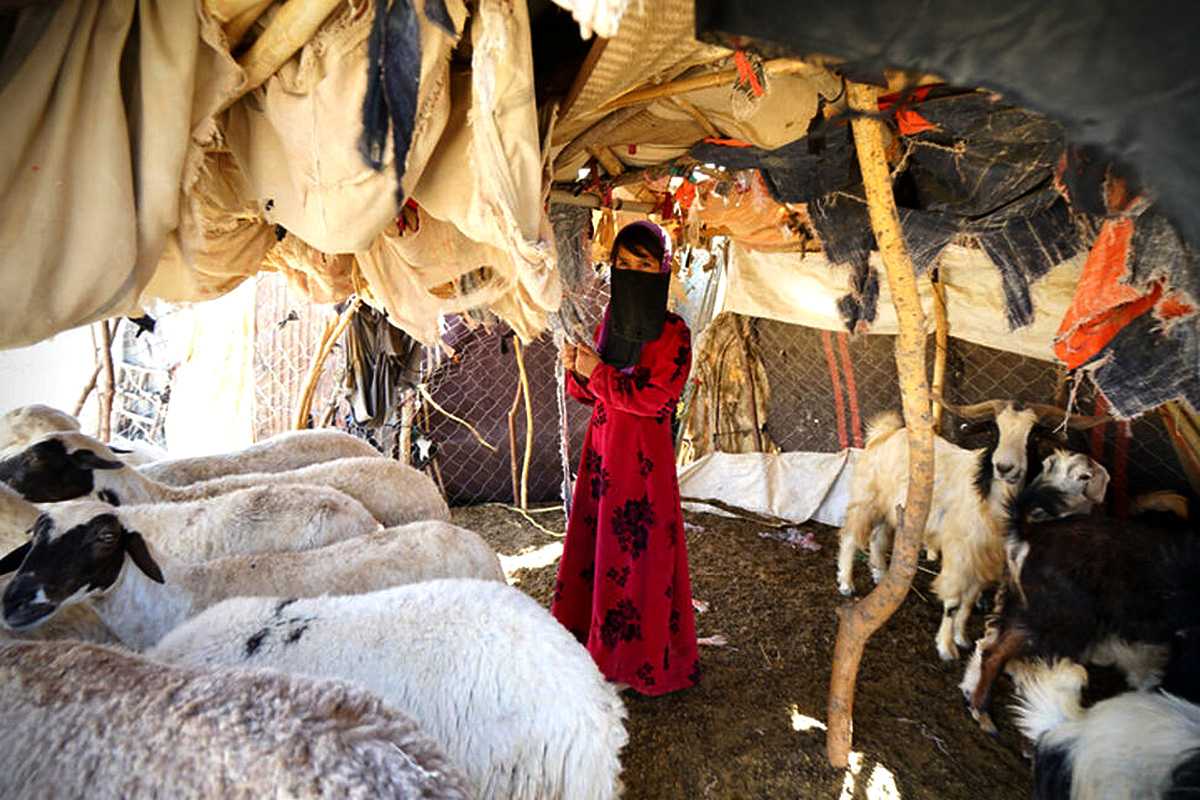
110,261 -> 1189,515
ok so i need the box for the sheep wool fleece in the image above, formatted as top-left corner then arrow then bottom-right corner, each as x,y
553,312 -> 699,695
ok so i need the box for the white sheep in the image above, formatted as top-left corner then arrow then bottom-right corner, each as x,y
0,507 -> 504,649
0,432 -> 449,525
43,489 -> 380,563
0,485 -> 117,645
836,400 -> 1103,660
138,428 -> 383,485
149,579 -> 629,800
0,404 -> 79,453
0,639 -> 475,799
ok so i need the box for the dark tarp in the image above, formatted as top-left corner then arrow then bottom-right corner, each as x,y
694,0 -> 1200,258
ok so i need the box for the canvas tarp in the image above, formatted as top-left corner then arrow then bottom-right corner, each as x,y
679,449 -> 859,526
722,241 -> 1085,362
0,0 -> 210,347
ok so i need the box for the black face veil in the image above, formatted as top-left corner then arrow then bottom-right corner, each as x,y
600,267 -> 671,370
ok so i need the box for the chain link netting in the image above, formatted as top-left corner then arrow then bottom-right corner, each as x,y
111,266 -> 1188,512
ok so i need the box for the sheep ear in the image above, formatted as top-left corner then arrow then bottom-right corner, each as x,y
71,449 -> 125,471
123,531 -> 164,584
0,541 -> 31,574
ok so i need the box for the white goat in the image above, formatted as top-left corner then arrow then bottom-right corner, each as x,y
149,579 -> 629,800
0,507 -> 504,649
0,639 -> 475,800
44,489 -> 380,563
0,404 -> 79,453
836,400 -> 1103,660
1009,659 -> 1200,799
138,428 -> 382,485
0,432 -> 449,525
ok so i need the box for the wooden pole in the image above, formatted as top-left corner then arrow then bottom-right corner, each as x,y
507,359 -> 523,505
97,320 -> 116,442
826,81 -> 934,768
559,36 -> 608,120
930,271 -> 949,435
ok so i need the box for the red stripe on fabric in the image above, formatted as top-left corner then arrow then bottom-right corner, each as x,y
1111,419 -> 1130,519
822,329 -> 849,450
836,332 -> 863,447
1090,394 -> 1109,512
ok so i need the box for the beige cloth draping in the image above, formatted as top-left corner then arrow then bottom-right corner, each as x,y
0,0 -> 201,347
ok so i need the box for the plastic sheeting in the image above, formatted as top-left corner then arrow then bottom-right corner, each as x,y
678,449 -> 859,526
722,241 -> 1085,362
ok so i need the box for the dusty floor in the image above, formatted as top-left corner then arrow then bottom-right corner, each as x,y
451,502 -> 1036,800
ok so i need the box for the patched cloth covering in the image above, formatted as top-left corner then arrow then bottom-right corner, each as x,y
553,313 -> 700,696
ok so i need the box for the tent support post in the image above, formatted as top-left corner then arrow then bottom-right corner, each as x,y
826,81 -> 934,768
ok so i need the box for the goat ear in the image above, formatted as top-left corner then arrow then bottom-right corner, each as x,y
1086,463 -> 1111,505
71,449 -> 125,471
123,531 -> 164,584
0,541 -> 31,574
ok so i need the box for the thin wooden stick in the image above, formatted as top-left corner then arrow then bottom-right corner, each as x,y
417,384 -> 498,452
74,363 -> 102,418
98,320 -> 116,442
223,0 -> 274,49
225,0 -> 343,108
826,81 -> 934,768
671,96 -> 721,138
507,354 -> 523,505
594,58 -> 815,114
294,298 -> 360,430
930,271 -> 949,435
516,337 -> 534,510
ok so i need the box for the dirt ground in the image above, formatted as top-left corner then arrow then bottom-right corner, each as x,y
450,502 -> 1037,800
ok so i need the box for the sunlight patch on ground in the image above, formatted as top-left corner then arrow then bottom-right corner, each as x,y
499,542 -> 563,584
788,705 -> 902,800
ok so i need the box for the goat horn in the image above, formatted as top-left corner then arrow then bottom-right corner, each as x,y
938,399 -> 1006,419
1025,402 -> 1112,429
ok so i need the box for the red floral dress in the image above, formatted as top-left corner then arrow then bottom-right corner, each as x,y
552,312 -> 700,695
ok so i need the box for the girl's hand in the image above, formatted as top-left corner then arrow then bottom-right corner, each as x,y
560,341 -> 577,372
574,344 -> 602,378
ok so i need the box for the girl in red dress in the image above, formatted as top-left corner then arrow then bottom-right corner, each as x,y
554,220 -> 700,696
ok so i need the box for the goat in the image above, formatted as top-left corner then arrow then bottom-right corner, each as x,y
149,579 -> 629,800
0,432 -> 449,525
0,505 -> 504,649
1010,659 -> 1200,800
0,639 -> 474,799
965,479 -> 1191,735
836,399 -> 1104,660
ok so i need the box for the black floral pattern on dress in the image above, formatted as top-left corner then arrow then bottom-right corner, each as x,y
610,495 -> 654,561
636,661 -> 656,687
579,559 -> 595,587
613,366 -> 652,395
606,565 -> 631,587
600,599 -> 643,647
687,659 -> 701,685
637,451 -> 654,478
553,578 -> 564,605
593,404 -> 607,427
670,341 -> 690,382
670,608 -> 681,635
586,451 -> 611,500
663,644 -> 671,671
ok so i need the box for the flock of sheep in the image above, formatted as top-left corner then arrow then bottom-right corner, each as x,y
0,405 -> 626,800
836,399 -> 1200,797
